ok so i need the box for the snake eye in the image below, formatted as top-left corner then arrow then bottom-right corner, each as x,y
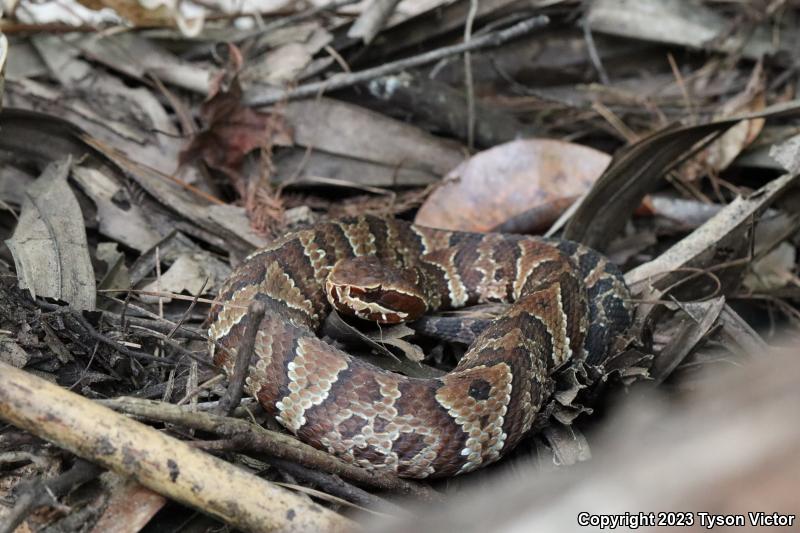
325,256 -> 427,323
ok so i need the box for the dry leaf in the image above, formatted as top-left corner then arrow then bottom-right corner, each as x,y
182,74 -> 292,190
588,0 -> 785,59
648,297 -> 727,384
625,168 -> 800,292
140,252 -> 227,303
242,24 -> 332,87
77,0 -> 204,34
415,139 -> 610,232
683,62 -> 767,181
283,98 -> 464,177
89,476 -> 167,533
97,242 -> 132,292
564,100 -> 800,249
5,157 -> 96,310
743,241 -> 796,292
0,338 -> 29,368
76,0 -> 173,26
72,166 -> 162,252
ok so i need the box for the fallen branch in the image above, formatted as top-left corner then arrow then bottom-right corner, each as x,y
246,15 -> 549,107
0,362 -> 356,533
100,396 -> 442,502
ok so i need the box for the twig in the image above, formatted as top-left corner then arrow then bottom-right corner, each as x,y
194,440 -> 405,514
247,15 -> 550,107
234,0 -> 360,43
40,303 -> 177,366
100,296 -> 206,340
101,397 -> 442,501
105,312 -> 205,341
267,456 -> 407,514
582,17 -> 609,85
463,0 -> 479,150
215,301 -> 266,416
36,300 -> 209,367
1,459 -> 103,533
166,278 -> 208,342
126,325 -> 214,368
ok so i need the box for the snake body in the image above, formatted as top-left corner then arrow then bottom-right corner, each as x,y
209,216 -> 631,478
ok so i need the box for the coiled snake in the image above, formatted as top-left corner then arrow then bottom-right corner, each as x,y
209,216 -> 631,479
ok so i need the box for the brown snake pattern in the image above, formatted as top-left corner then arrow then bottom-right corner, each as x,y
209,216 -> 632,478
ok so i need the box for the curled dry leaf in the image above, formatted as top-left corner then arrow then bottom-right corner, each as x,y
683,62 -> 767,181
0,338 -> 29,368
76,0 -> 172,26
415,139 -> 610,232
5,157 -> 96,310
242,23 -> 333,88
76,0 -> 205,35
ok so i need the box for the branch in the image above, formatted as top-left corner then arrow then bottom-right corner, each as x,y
101,396 -> 442,502
0,362 -> 356,532
246,15 -> 549,107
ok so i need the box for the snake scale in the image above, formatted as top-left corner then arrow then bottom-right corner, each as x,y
209,216 -> 632,479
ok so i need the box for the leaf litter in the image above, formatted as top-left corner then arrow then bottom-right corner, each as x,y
1,1 -> 800,531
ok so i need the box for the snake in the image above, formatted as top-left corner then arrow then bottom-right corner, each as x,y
208,215 -> 632,479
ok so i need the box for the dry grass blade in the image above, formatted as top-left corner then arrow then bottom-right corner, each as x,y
565,101 -> 800,250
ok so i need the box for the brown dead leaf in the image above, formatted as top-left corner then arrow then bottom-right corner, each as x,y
181,73 -> 292,196
88,476 -> 167,533
415,139 -> 611,232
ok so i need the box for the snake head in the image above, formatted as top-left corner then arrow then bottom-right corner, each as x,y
325,256 -> 428,323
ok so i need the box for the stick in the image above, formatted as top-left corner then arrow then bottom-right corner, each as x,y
216,301 -> 266,416
246,15 -> 550,107
0,362 -> 356,533
101,396 -> 442,502
1,459 -> 103,533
